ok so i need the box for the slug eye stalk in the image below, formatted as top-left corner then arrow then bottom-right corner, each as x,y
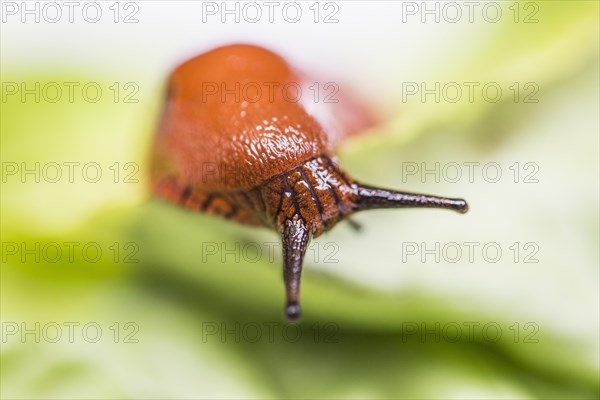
353,185 -> 469,214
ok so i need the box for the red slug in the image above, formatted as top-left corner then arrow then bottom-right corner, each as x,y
151,44 -> 468,320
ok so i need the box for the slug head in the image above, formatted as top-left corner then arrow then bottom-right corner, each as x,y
260,155 -> 468,320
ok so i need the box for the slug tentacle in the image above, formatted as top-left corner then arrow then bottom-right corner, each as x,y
282,216 -> 311,321
353,185 -> 469,214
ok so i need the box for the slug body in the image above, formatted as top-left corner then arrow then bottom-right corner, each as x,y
152,44 -> 468,320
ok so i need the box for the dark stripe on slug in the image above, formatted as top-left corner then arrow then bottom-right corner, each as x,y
179,186 -> 193,205
224,203 -> 239,219
327,185 -> 345,222
200,194 -> 214,211
283,173 -> 307,228
298,165 -> 325,225
273,176 -> 286,225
